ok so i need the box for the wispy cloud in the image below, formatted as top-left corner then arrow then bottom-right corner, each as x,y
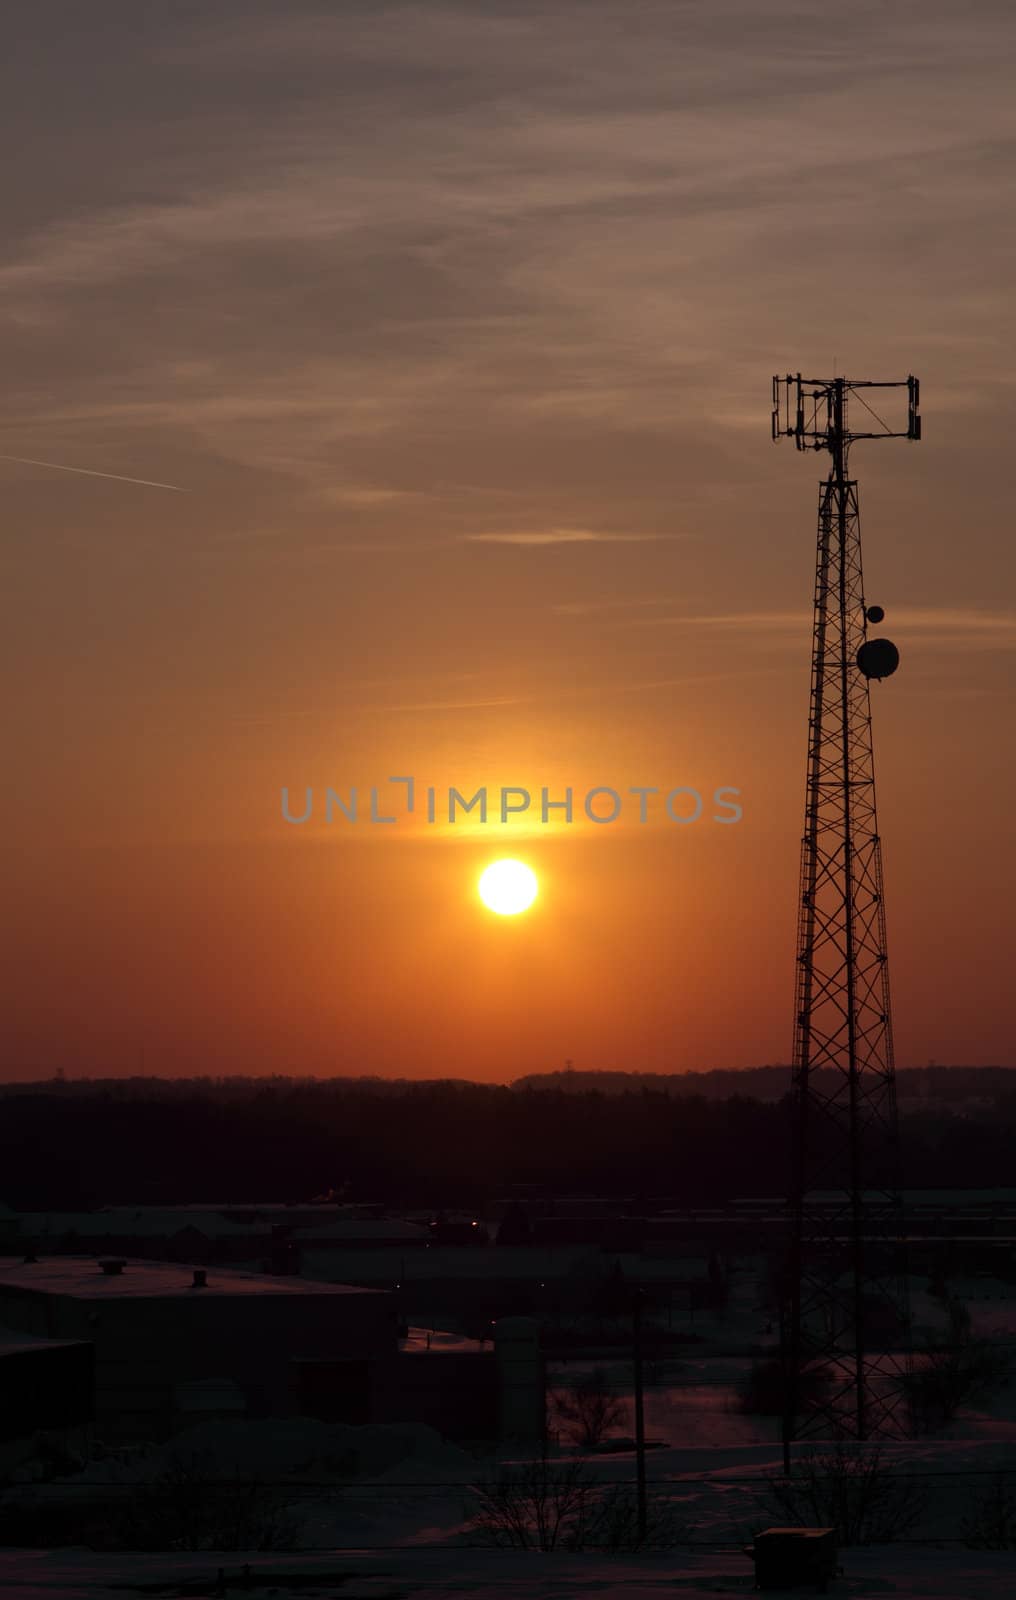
2,0 -> 1014,761
607,610 -> 808,631
608,607 -> 1016,648
230,693 -> 526,728
317,485 -> 423,509
372,695 -> 527,714
0,454 -> 187,492
4,0 -> 1012,496
463,529 -> 670,546
552,596 -> 687,616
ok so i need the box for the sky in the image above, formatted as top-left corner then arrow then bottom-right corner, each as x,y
1,0 -> 1015,1081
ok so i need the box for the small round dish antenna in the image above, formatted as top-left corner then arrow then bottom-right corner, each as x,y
865,604 -> 885,623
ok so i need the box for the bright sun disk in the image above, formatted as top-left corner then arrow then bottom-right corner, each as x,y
478,858 -> 538,916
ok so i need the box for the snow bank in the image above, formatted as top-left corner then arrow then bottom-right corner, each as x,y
74,1417 -> 473,1486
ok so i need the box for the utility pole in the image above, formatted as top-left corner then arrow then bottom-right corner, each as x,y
772,373 -> 920,1471
632,1288 -> 647,1540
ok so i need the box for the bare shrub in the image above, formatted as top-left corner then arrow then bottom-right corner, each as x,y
905,1298 -> 1009,1431
579,1483 -> 686,1552
738,1357 -> 831,1417
550,1368 -> 627,1450
469,1450 -> 594,1550
961,1474 -> 1016,1550
112,1448 -> 299,1551
469,1454 -> 686,1553
760,1444 -> 926,1545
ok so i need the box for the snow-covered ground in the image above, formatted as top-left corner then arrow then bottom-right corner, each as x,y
9,1390 -> 1016,1555
3,1543 -> 1016,1598
6,1263 -> 1016,1590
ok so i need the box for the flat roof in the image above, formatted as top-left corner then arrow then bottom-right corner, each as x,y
0,1325 -> 90,1358
0,1258 -> 384,1300
22,1211 -> 261,1238
294,1219 -> 427,1241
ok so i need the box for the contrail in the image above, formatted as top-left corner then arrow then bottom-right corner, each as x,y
0,454 -> 187,492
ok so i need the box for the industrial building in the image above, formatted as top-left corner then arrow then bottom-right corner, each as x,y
13,1205 -> 429,1270
0,1328 -> 93,1474
0,1257 -> 546,1449
0,1257 -> 398,1445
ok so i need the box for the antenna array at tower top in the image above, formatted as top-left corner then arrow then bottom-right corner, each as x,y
772,374 -> 921,451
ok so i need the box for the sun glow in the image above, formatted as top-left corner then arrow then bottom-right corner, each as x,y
478,859 -> 538,916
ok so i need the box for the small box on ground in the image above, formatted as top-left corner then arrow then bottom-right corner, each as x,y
752,1526 -> 838,1591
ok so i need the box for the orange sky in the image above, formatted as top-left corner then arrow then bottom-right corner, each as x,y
1,2 -> 1015,1079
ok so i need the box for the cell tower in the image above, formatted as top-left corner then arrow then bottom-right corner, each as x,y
771,373 -> 921,1469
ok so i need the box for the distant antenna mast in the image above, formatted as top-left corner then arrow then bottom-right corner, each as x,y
772,373 -> 921,1470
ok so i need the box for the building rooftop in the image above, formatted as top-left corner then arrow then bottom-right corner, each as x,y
294,1219 -> 427,1242
0,1258 -> 384,1300
22,1210 -> 262,1239
17,1205 -> 401,1238
0,1325 -> 90,1358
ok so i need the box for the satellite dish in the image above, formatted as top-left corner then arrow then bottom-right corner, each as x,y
857,638 -> 899,680
865,604 -> 885,623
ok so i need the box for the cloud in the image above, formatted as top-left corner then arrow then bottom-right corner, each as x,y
4,0 -> 1015,501
0,454 -> 186,492
607,607 -> 1016,650
608,610 -> 809,630
551,597 -> 682,615
463,529 -> 670,546
230,693 -> 527,727
371,695 -> 527,714
1,0 -> 1014,705
317,486 -> 423,509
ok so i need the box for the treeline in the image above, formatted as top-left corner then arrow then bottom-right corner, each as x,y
1,1073 -> 1016,1209
514,1065 -> 1016,1105
4,1063 -> 1011,1106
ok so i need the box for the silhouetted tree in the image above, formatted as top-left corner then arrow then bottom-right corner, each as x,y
550,1368 -> 627,1449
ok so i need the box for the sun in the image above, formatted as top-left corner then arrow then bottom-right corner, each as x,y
478,858 -> 538,916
